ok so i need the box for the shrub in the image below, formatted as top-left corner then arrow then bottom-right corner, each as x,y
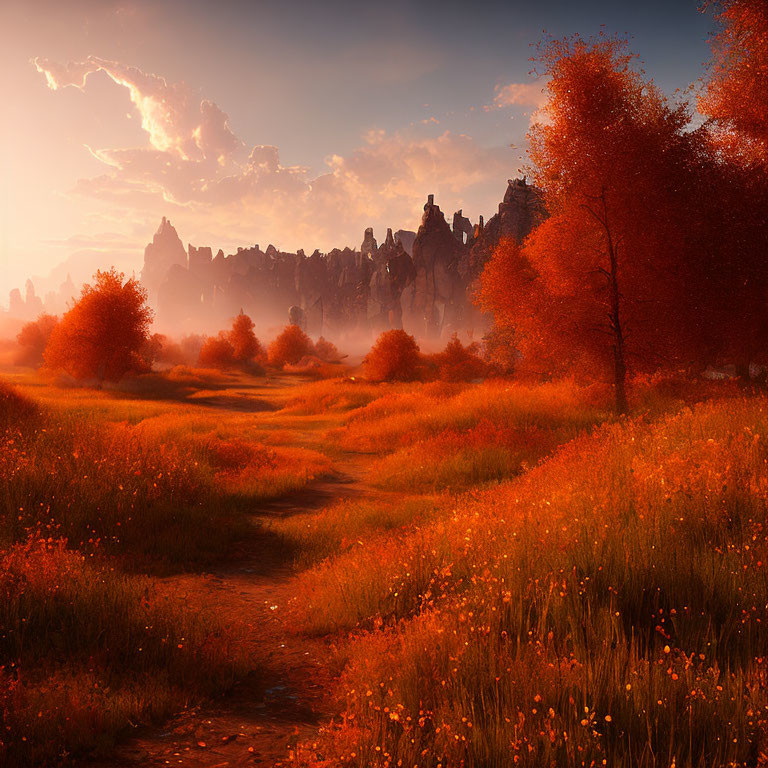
229,312 -> 264,363
431,333 -> 487,381
142,333 -> 186,367
363,330 -> 421,382
198,334 -> 236,368
314,336 -> 342,362
268,324 -> 314,367
15,314 -> 58,368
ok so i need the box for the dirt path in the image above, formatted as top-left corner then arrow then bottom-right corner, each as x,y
96,459 -> 369,768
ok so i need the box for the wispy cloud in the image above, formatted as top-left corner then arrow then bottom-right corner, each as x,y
33,57 -> 512,252
33,56 -> 241,162
489,79 -> 548,110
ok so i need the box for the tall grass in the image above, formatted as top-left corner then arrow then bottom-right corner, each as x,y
272,496 -> 446,565
0,538 -> 250,766
295,397 -> 768,766
337,380 -> 603,454
0,374 -> 329,766
1,387 -> 331,567
0,412 -> 243,567
281,378 -> 411,415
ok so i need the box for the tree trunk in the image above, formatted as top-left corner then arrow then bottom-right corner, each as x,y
603,192 -> 629,416
584,188 -> 630,415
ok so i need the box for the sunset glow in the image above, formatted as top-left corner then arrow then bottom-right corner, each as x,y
2,2 -> 767,766
2,0 -> 711,301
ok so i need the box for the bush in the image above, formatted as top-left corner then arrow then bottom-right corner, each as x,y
268,324 -> 314,367
431,333 -> 487,381
142,333 -> 186,367
363,330 -> 421,382
314,336 -> 342,362
229,312 -> 264,363
198,335 -> 236,368
15,314 -> 58,368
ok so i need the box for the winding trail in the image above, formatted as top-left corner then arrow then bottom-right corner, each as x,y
97,452 -> 371,768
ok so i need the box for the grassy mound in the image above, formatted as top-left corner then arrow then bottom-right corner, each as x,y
295,397 -> 768,766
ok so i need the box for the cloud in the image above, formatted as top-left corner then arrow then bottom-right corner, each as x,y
33,56 -> 241,162
33,57 -> 512,252
491,79 -> 548,109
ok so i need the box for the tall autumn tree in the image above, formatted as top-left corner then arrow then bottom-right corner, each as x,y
481,35 -> 702,413
700,0 -> 768,168
696,0 -> 768,372
44,269 -> 153,382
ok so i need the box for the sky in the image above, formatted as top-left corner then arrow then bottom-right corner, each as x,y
0,0 -> 715,304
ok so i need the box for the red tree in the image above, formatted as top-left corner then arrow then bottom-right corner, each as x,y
314,336 -> 342,363
700,0 -> 768,168
694,1 -> 768,372
198,335 -> 236,368
481,35 -> 705,413
432,334 -> 487,382
44,269 -> 152,382
267,324 -> 314,368
15,314 -> 59,368
229,312 -> 263,363
364,330 -> 421,382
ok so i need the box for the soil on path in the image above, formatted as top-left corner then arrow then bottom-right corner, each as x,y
94,460 -> 370,768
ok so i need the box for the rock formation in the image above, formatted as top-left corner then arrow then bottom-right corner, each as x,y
7,280 -> 44,321
461,178 -> 546,284
141,217 -> 188,302
136,178 -> 544,337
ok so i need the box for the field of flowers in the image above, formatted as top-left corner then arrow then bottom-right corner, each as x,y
287,391 -> 768,766
2,369 -> 765,767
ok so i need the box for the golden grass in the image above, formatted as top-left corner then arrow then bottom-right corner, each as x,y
294,396 -> 768,766
336,379 -> 602,454
271,495 -> 446,565
0,370 -> 331,765
280,377 -> 411,415
2,367 -> 761,767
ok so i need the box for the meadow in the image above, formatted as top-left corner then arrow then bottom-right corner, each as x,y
0,369 -> 331,766
1,366 -> 765,766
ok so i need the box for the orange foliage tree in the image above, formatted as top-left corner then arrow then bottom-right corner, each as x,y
198,335 -> 236,368
432,334 -> 487,382
267,324 -> 314,367
229,312 -> 263,363
700,0 -> 768,167
481,35 -> 705,413
197,313 -> 265,370
314,336 -> 342,363
15,314 -> 59,367
364,329 -> 421,382
693,2 -> 768,372
44,269 -> 152,382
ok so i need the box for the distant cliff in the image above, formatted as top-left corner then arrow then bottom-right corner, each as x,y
143,178 -> 545,337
